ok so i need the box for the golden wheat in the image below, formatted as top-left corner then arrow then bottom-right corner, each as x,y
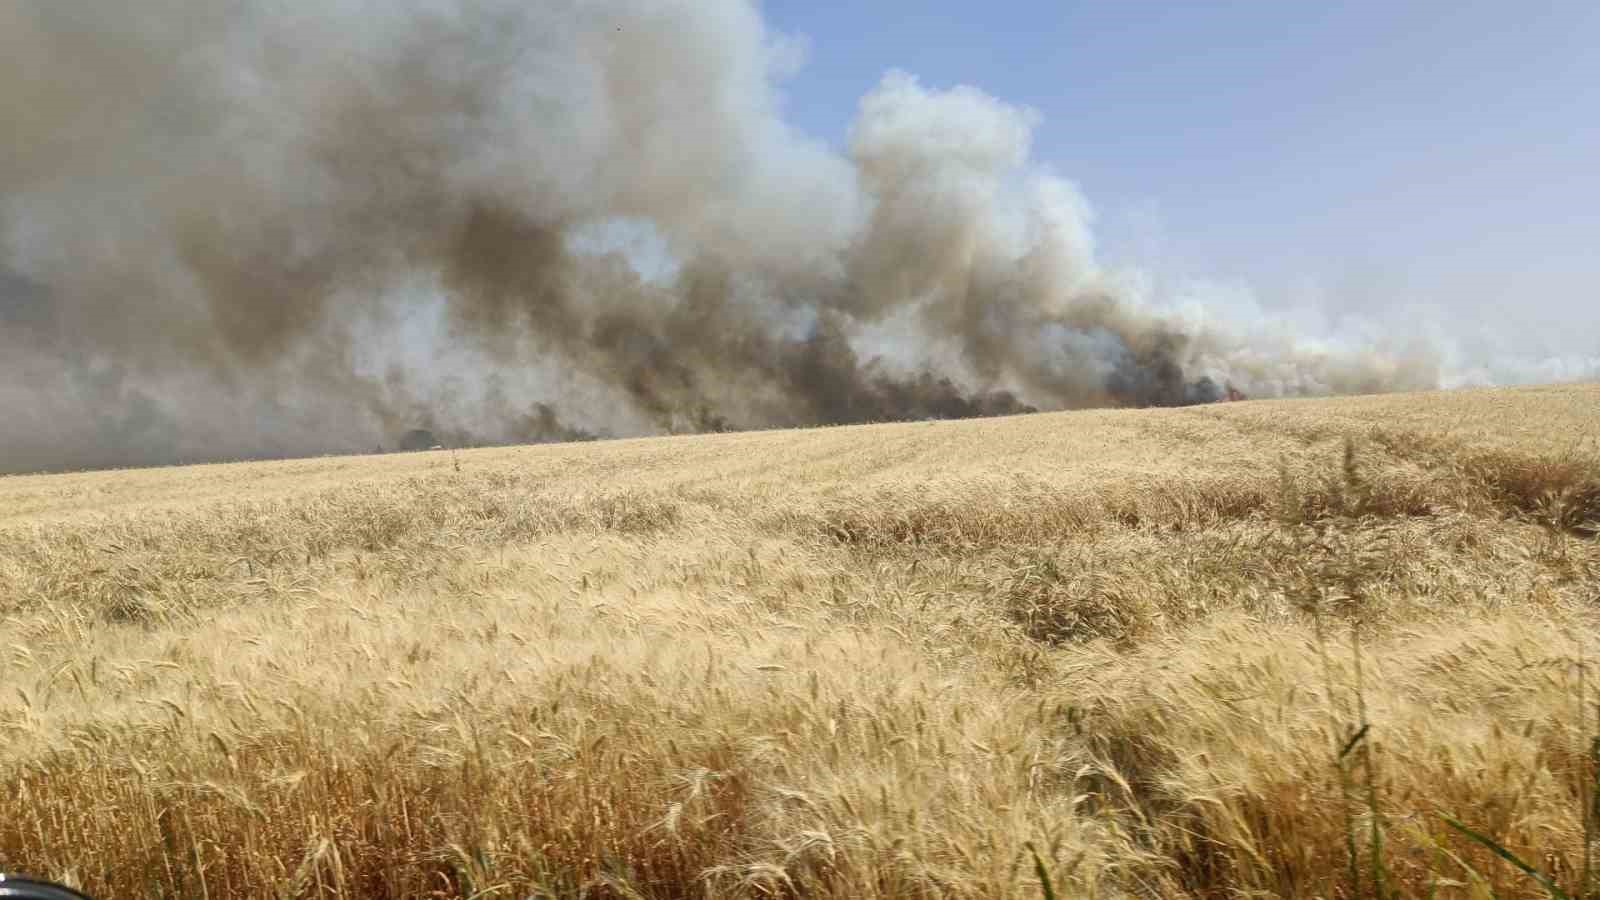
0,383 -> 1596,898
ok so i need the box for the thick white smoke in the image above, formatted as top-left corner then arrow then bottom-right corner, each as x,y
0,0 -> 1555,474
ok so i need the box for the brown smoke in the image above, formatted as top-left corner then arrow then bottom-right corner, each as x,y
0,0 -> 1442,474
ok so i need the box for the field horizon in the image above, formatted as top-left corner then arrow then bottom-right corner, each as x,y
2,382 -> 1597,898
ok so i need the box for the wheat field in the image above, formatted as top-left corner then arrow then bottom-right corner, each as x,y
0,383 -> 1596,899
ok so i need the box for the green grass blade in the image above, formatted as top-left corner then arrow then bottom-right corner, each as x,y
1026,842 -> 1057,900
1339,722 -> 1370,760
1440,814 -> 1570,899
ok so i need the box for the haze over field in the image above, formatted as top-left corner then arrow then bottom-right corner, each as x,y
4,1 -> 1590,474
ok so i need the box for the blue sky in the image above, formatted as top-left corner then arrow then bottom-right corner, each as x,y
759,1 -> 1598,353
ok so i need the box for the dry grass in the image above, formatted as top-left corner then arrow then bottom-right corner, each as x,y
0,382 -> 1596,898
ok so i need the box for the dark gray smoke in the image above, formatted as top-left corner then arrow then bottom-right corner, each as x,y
0,0 -> 1442,473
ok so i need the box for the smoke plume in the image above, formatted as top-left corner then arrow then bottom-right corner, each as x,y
1,1 -> 1455,473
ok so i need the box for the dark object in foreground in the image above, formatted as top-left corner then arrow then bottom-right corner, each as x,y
0,875 -> 93,900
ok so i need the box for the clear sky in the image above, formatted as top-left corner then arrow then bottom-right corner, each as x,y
760,1 -> 1598,360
